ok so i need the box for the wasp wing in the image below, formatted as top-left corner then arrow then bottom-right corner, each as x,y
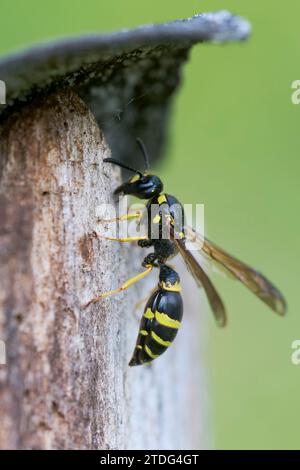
174,236 -> 227,327
185,226 -> 286,316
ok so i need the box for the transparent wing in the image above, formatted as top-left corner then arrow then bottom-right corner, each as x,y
185,226 -> 286,316
174,236 -> 227,327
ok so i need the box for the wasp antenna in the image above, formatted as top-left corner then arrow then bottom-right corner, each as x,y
103,158 -> 142,175
136,137 -> 150,170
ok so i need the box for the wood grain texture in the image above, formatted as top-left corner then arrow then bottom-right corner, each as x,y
0,90 -> 207,449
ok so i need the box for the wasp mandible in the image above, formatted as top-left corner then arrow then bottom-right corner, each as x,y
84,139 -> 286,366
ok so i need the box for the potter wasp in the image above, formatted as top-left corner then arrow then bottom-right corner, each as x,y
84,139 -> 286,366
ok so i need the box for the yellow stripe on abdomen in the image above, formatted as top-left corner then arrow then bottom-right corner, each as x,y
140,329 -> 148,336
144,344 -> 159,359
151,331 -> 172,347
144,308 -> 154,319
155,311 -> 181,329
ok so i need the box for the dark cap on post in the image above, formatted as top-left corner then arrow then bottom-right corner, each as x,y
0,11 -> 251,168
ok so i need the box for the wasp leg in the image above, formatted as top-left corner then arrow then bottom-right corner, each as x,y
94,232 -> 148,242
97,211 -> 142,224
83,265 -> 153,309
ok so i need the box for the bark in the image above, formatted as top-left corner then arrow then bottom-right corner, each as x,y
0,90 -> 207,450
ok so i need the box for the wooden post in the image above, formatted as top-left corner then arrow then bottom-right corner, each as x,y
0,90 -> 206,449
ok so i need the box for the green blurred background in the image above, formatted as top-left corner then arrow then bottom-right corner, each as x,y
0,0 -> 298,450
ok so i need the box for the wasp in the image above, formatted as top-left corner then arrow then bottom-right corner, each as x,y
84,139 -> 286,366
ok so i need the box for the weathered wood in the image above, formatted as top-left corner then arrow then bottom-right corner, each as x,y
0,90 -> 206,449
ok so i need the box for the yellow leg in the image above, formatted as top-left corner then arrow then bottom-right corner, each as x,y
83,265 -> 153,308
97,211 -> 141,224
95,232 -> 147,242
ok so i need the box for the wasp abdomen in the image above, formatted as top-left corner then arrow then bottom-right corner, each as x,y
129,266 -> 183,366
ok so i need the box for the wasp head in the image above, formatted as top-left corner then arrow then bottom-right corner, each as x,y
113,172 -> 163,199
104,138 -> 163,199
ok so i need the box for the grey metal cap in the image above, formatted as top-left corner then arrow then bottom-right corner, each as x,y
0,11 -> 251,166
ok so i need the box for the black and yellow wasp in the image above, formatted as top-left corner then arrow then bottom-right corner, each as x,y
84,139 -> 286,366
